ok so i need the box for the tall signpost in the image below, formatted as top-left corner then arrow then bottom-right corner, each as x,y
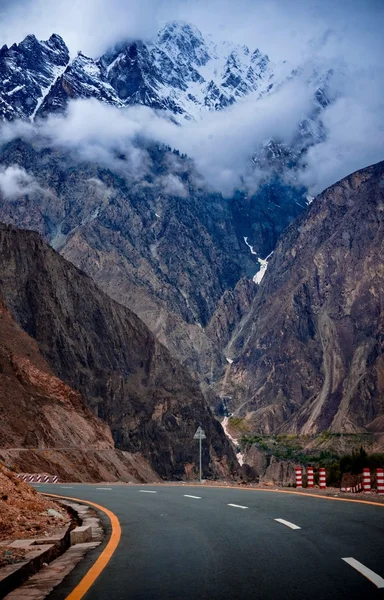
193,426 -> 206,483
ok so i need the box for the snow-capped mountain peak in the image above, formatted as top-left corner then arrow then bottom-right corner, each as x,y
157,21 -> 211,67
0,22 -> 275,123
0,33 -> 70,121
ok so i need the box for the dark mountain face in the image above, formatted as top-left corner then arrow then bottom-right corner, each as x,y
224,161 -> 384,435
0,139 -> 304,383
0,223 -> 238,479
0,292 -> 160,483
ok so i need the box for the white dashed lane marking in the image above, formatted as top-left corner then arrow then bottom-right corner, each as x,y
228,503 -> 248,509
60,486 -> 74,489
274,518 -> 301,530
342,558 -> 384,588
139,490 -> 157,493
96,487 -> 112,490
184,495 -> 201,499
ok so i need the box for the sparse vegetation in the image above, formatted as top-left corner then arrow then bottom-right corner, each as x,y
228,417 -> 251,434
241,431 -> 384,487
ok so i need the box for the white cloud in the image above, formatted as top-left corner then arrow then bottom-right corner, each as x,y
158,78 -> 316,195
0,0 -> 160,56
1,0 -> 383,65
298,66 -> 384,194
0,165 -> 42,199
160,174 -> 188,198
0,78 -> 316,196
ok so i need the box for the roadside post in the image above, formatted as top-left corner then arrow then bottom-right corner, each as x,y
363,468 -> 371,492
295,467 -> 302,488
377,468 -> 384,495
307,466 -> 314,488
194,426 -> 206,483
319,467 -> 326,490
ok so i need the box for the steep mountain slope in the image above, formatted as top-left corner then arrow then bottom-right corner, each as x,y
0,34 -> 70,121
0,139 -> 303,382
0,223 -> 238,479
224,161 -> 384,434
0,293 -> 159,482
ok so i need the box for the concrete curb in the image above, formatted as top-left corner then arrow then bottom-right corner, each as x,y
0,499 -> 98,598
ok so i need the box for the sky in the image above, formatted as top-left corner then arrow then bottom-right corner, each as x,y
1,0 -> 383,63
0,0 -> 383,196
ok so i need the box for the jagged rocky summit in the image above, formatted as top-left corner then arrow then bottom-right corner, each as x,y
0,22 -> 273,122
0,34 -> 70,121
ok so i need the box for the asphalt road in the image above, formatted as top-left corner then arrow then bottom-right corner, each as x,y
34,484 -> 384,600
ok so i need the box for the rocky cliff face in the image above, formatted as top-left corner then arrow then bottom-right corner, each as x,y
0,294 -> 160,482
0,223 -> 238,479
206,278 -> 258,352
225,161 -> 384,434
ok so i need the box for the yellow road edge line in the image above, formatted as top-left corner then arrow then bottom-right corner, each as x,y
138,483 -> 384,508
44,493 -> 121,600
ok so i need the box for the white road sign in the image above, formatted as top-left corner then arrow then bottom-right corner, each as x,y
194,426 -> 206,440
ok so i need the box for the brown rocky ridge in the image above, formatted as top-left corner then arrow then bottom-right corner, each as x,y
224,160 -> 384,436
0,222 -> 238,480
0,292 -> 160,482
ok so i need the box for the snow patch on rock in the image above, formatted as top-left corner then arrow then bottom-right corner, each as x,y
222,416 -> 244,466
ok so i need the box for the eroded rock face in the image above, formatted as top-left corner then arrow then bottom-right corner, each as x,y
0,295 -> 160,482
242,446 -> 299,485
206,278 -> 258,352
226,161 -> 384,434
0,223 -> 238,479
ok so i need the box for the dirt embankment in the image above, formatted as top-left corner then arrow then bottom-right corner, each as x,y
0,464 -> 69,567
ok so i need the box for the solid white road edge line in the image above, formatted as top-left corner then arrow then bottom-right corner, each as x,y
274,518 -> 301,530
342,558 -> 384,588
139,490 -> 157,493
228,503 -> 248,509
184,495 -> 201,499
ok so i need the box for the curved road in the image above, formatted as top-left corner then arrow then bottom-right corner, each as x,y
34,484 -> 384,600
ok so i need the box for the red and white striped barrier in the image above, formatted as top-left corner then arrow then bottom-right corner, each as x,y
307,466 -> 314,488
377,468 -> 384,495
363,468 -> 371,492
351,483 -> 362,493
319,467 -> 326,490
16,473 -> 59,484
295,467 -> 302,488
